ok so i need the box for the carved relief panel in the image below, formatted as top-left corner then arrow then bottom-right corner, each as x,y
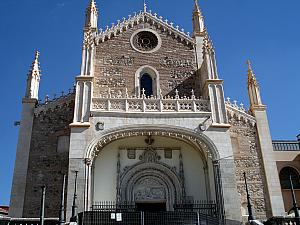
116,136 -> 185,209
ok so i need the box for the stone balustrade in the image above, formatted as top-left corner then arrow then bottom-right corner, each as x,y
92,95 -> 210,113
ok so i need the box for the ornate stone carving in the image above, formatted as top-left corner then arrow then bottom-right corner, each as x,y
132,30 -> 159,52
103,55 -> 134,66
170,70 -> 194,79
102,67 -> 123,76
95,122 -> 104,131
95,11 -> 194,47
159,56 -> 194,68
86,128 -> 218,162
139,148 -> 161,162
95,77 -> 126,88
134,178 -> 166,201
127,149 -> 136,159
83,29 -> 95,48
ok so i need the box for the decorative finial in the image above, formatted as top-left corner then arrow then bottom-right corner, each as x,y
247,60 -> 253,73
246,60 -> 263,111
143,0 -> 147,12
85,0 -> 98,29
247,60 -> 257,86
35,51 -> 40,60
193,0 -> 205,35
194,0 -> 199,10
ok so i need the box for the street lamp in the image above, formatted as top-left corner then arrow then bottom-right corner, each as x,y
243,172 -> 255,221
70,171 -> 79,222
59,174 -> 66,225
288,173 -> 300,225
40,186 -> 46,225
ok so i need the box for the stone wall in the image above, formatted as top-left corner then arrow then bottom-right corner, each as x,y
94,22 -> 199,97
22,96 -> 75,218
228,114 -> 268,221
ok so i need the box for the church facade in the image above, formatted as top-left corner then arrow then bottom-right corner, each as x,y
9,1 -> 286,224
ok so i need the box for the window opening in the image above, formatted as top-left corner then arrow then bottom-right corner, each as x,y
279,167 -> 300,189
140,73 -> 153,97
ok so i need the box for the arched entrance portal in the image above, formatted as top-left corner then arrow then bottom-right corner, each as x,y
119,147 -> 183,210
84,127 -> 221,212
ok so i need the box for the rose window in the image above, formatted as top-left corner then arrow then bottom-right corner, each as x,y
132,31 -> 159,52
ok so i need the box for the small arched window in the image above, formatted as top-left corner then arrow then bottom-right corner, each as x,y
140,73 -> 153,97
279,167 -> 300,189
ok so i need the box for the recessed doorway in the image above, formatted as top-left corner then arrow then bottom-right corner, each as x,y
136,202 -> 166,212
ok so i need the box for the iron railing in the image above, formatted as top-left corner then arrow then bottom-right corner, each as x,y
0,218 -> 58,225
92,201 -> 137,212
264,217 -> 300,225
174,200 -> 217,215
79,211 -> 220,225
86,201 -> 221,225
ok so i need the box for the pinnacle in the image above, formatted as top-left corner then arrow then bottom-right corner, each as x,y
87,0 -> 98,11
34,51 -> 40,62
247,60 -> 256,78
247,60 -> 257,85
90,0 -> 96,6
193,0 -> 201,15
247,60 -> 253,72
29,51 -> 41,76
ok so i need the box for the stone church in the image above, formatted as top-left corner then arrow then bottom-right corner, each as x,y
9,0 -> 286,224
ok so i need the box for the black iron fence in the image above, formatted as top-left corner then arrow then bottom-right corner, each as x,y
0,218 -> 58,225
79,211 -> 220,225
92,201 -> 218,215
264,217 -> 300,225
87,201 -> 222,224
174,200 -> 217,215
92,201 -> 137,212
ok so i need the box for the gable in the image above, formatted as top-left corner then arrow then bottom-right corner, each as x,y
93,12 -> 199,98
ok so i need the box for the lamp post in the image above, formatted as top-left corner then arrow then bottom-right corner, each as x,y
40,186 -> 46,225
59,174 -> 66,225
243,172 -> 255,221
70,171 -> 78,222
289,174 -> 300,225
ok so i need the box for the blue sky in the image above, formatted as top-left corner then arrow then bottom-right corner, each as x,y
0,0 -> 299,205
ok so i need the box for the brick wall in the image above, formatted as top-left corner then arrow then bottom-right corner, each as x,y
229,116 -> 268,220
22,97 -> 74,218
94,22 -> 201,98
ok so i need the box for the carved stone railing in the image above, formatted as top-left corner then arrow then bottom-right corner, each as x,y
92,96 -> 210,114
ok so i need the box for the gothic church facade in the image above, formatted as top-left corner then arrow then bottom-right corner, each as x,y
9,1 -> 285,224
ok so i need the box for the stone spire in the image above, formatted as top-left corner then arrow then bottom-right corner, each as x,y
192,0 -> 205,36
247,60 -> 263,111
85,0 -> 98,30
25,51 -> 41,100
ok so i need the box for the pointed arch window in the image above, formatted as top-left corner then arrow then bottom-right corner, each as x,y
140,73 -> 153,97
135,66 -> 160,97
279,167 -> 300,189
